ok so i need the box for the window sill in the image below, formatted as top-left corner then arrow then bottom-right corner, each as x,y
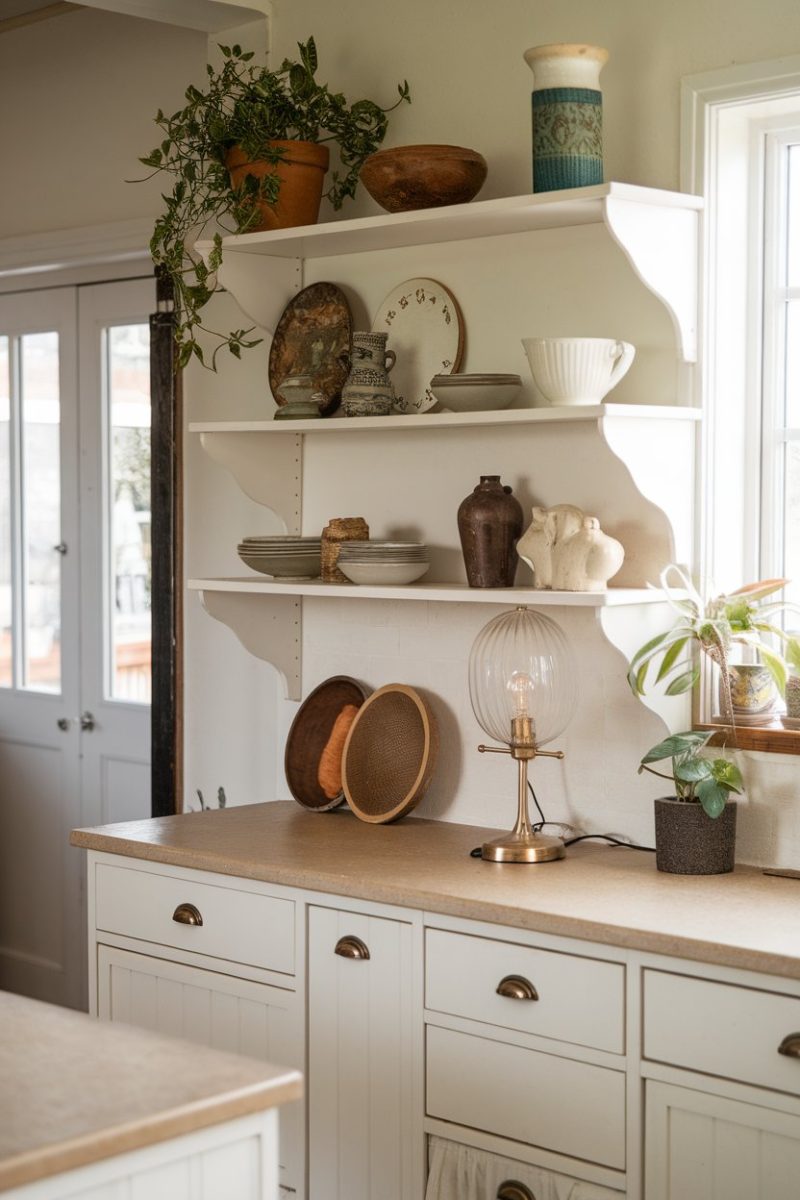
696,718 -> 800,755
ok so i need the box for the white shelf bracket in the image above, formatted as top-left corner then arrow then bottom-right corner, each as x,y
217,251 -> 302,335
200,431 -> 302,529
598,605 -> 691,735
603,196 -> 699,362
197,590 -> 302,700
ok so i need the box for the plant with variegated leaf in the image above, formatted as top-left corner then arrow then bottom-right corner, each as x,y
638,731 -> 743,818
628,565 -> 800,725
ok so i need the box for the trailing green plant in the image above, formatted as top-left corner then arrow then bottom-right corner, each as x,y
138,39 -> 410,369
638,730 -> 743,819
628,565 -> 800,724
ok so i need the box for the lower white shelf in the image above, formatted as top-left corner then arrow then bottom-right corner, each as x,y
189,577 -> 663,607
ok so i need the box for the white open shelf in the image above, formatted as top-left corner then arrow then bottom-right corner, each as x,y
189,578 -> 664,606
201,182 -> 702,262
201,181 -> 702,360
189,402 -> 701,436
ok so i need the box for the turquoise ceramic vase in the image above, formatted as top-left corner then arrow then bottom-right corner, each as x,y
523,43 -> 608,193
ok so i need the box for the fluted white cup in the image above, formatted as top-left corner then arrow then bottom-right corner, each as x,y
522,337 -> 636,406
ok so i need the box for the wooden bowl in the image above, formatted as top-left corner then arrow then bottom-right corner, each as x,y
360,145 -> 487,213
285,676 -> 371,811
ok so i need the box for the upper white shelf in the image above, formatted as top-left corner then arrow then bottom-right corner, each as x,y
190,402 -> 702,436
202,182 -> 702,360
205,182 -> 702,261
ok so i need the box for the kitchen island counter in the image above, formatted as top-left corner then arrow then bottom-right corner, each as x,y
0,990 -> 301,1194
71,800 -> 800,981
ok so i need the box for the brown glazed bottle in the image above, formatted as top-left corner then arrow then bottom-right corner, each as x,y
457,475 -> 524,587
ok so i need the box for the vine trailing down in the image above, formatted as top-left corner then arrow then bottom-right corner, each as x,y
137,38 -> 410,369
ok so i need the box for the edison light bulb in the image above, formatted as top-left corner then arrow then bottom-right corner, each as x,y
507,671 -> 534,717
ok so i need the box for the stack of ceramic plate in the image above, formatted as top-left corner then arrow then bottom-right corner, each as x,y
238,535 -> 322,579
337,541 -> 430,586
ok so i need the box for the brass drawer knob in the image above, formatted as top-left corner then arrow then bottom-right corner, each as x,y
172,902 -> 203,927
334,935 -> 370,960
498,1182 -> 535,1200
496,974 -> 538,1002
778,1033 -> 800,1058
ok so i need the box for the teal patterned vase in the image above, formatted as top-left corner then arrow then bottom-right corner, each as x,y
524,44 -> 609,193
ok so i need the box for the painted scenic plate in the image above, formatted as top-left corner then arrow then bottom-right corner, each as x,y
269,282 -> 352,416
371,277 -> 464,413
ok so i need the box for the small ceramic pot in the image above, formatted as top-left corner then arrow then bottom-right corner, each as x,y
786,672 -> 800,719
226,140 -> 329,231
341,331 -> 396,417
457,475 -> 523,588
654,797 -> 737,875
722,663 -> 776,714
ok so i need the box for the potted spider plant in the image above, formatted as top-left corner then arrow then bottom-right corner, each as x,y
628,565 -> 800,729
138,39 -> 410,369
638,731 -> 743,874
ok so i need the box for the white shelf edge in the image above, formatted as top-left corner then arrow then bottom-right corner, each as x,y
190,403 -> 702,436
189,578 -> 666,607
196,182 -> 703,262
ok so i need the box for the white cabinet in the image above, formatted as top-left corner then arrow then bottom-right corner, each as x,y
645,1080 -> 800,1200
307,905 -> 419,1200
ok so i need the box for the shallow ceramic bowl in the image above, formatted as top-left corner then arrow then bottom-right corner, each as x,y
239,550 -> 321,578
429,374 -> 521,412
338,561 -> 430,586
360,145 -> 487,213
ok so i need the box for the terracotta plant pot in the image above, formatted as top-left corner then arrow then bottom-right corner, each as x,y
360,144 -> 487,213
226,140 -> 330,232
654,797 -> 737,875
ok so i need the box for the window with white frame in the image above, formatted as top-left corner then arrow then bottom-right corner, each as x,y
683,57 -> 800,740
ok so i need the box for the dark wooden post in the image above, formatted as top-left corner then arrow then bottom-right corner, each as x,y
150,266 -> 182,817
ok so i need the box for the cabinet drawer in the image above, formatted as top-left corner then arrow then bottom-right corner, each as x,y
425,928 -> 624,1053
95,863 -> 295,975
426,1025 -> 626,1170
644,969 -> 800,1095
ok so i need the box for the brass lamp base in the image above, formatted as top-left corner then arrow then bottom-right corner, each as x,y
481,829 -> 565,863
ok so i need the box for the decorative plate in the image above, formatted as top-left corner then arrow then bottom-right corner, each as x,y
371,278 -> 464,413
269,283 -> 352,417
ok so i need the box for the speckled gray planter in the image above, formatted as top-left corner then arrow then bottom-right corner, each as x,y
654,798 -> 737,875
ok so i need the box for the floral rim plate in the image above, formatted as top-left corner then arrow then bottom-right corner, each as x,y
371,277 -> 464,414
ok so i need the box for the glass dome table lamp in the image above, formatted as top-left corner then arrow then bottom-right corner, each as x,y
469,606 -> 578,863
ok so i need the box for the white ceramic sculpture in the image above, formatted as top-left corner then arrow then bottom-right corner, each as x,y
517,504 -> 624,591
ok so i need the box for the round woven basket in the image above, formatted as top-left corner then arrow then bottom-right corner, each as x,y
341,684 -> 439,823
285,676 -> 370,811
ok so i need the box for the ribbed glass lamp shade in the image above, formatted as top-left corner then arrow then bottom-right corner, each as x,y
468,606 -> 578,748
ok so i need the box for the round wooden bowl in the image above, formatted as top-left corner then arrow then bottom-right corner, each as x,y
285,676 -> 371,812
341,684 -> 439,823
360,144 -> 487,213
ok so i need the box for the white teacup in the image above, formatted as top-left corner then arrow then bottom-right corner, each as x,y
522,337 -> 636,406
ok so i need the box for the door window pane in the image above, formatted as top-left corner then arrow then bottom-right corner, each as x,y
784,441 -> 800,611
108,324 -> 151,703
21,332 -> 60,693
0,337 -> 10,687
787,300 -> 800,428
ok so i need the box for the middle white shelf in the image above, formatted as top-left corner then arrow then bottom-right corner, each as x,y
188,577 -> 663,606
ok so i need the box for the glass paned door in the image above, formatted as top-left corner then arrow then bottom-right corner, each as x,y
107,323 -> 151,702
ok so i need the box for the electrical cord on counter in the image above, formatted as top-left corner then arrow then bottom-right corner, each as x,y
469,781 -> 655,857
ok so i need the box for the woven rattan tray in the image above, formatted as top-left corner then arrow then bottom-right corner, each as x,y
285,676 -> 370,811
341,683 -> 439,823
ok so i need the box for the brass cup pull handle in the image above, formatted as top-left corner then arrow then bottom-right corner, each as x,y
778,1033 -> 800,1058
172,902 -> 203,927
498,1182 -> 535,1200
496,974 -> 538,1002
334,935 -> 370,960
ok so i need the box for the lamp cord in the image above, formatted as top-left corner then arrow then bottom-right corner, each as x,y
469,783 -> 656,857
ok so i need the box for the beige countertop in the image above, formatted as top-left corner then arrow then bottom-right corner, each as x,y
0,991 -> 302,1193
72,801 -> 800,981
